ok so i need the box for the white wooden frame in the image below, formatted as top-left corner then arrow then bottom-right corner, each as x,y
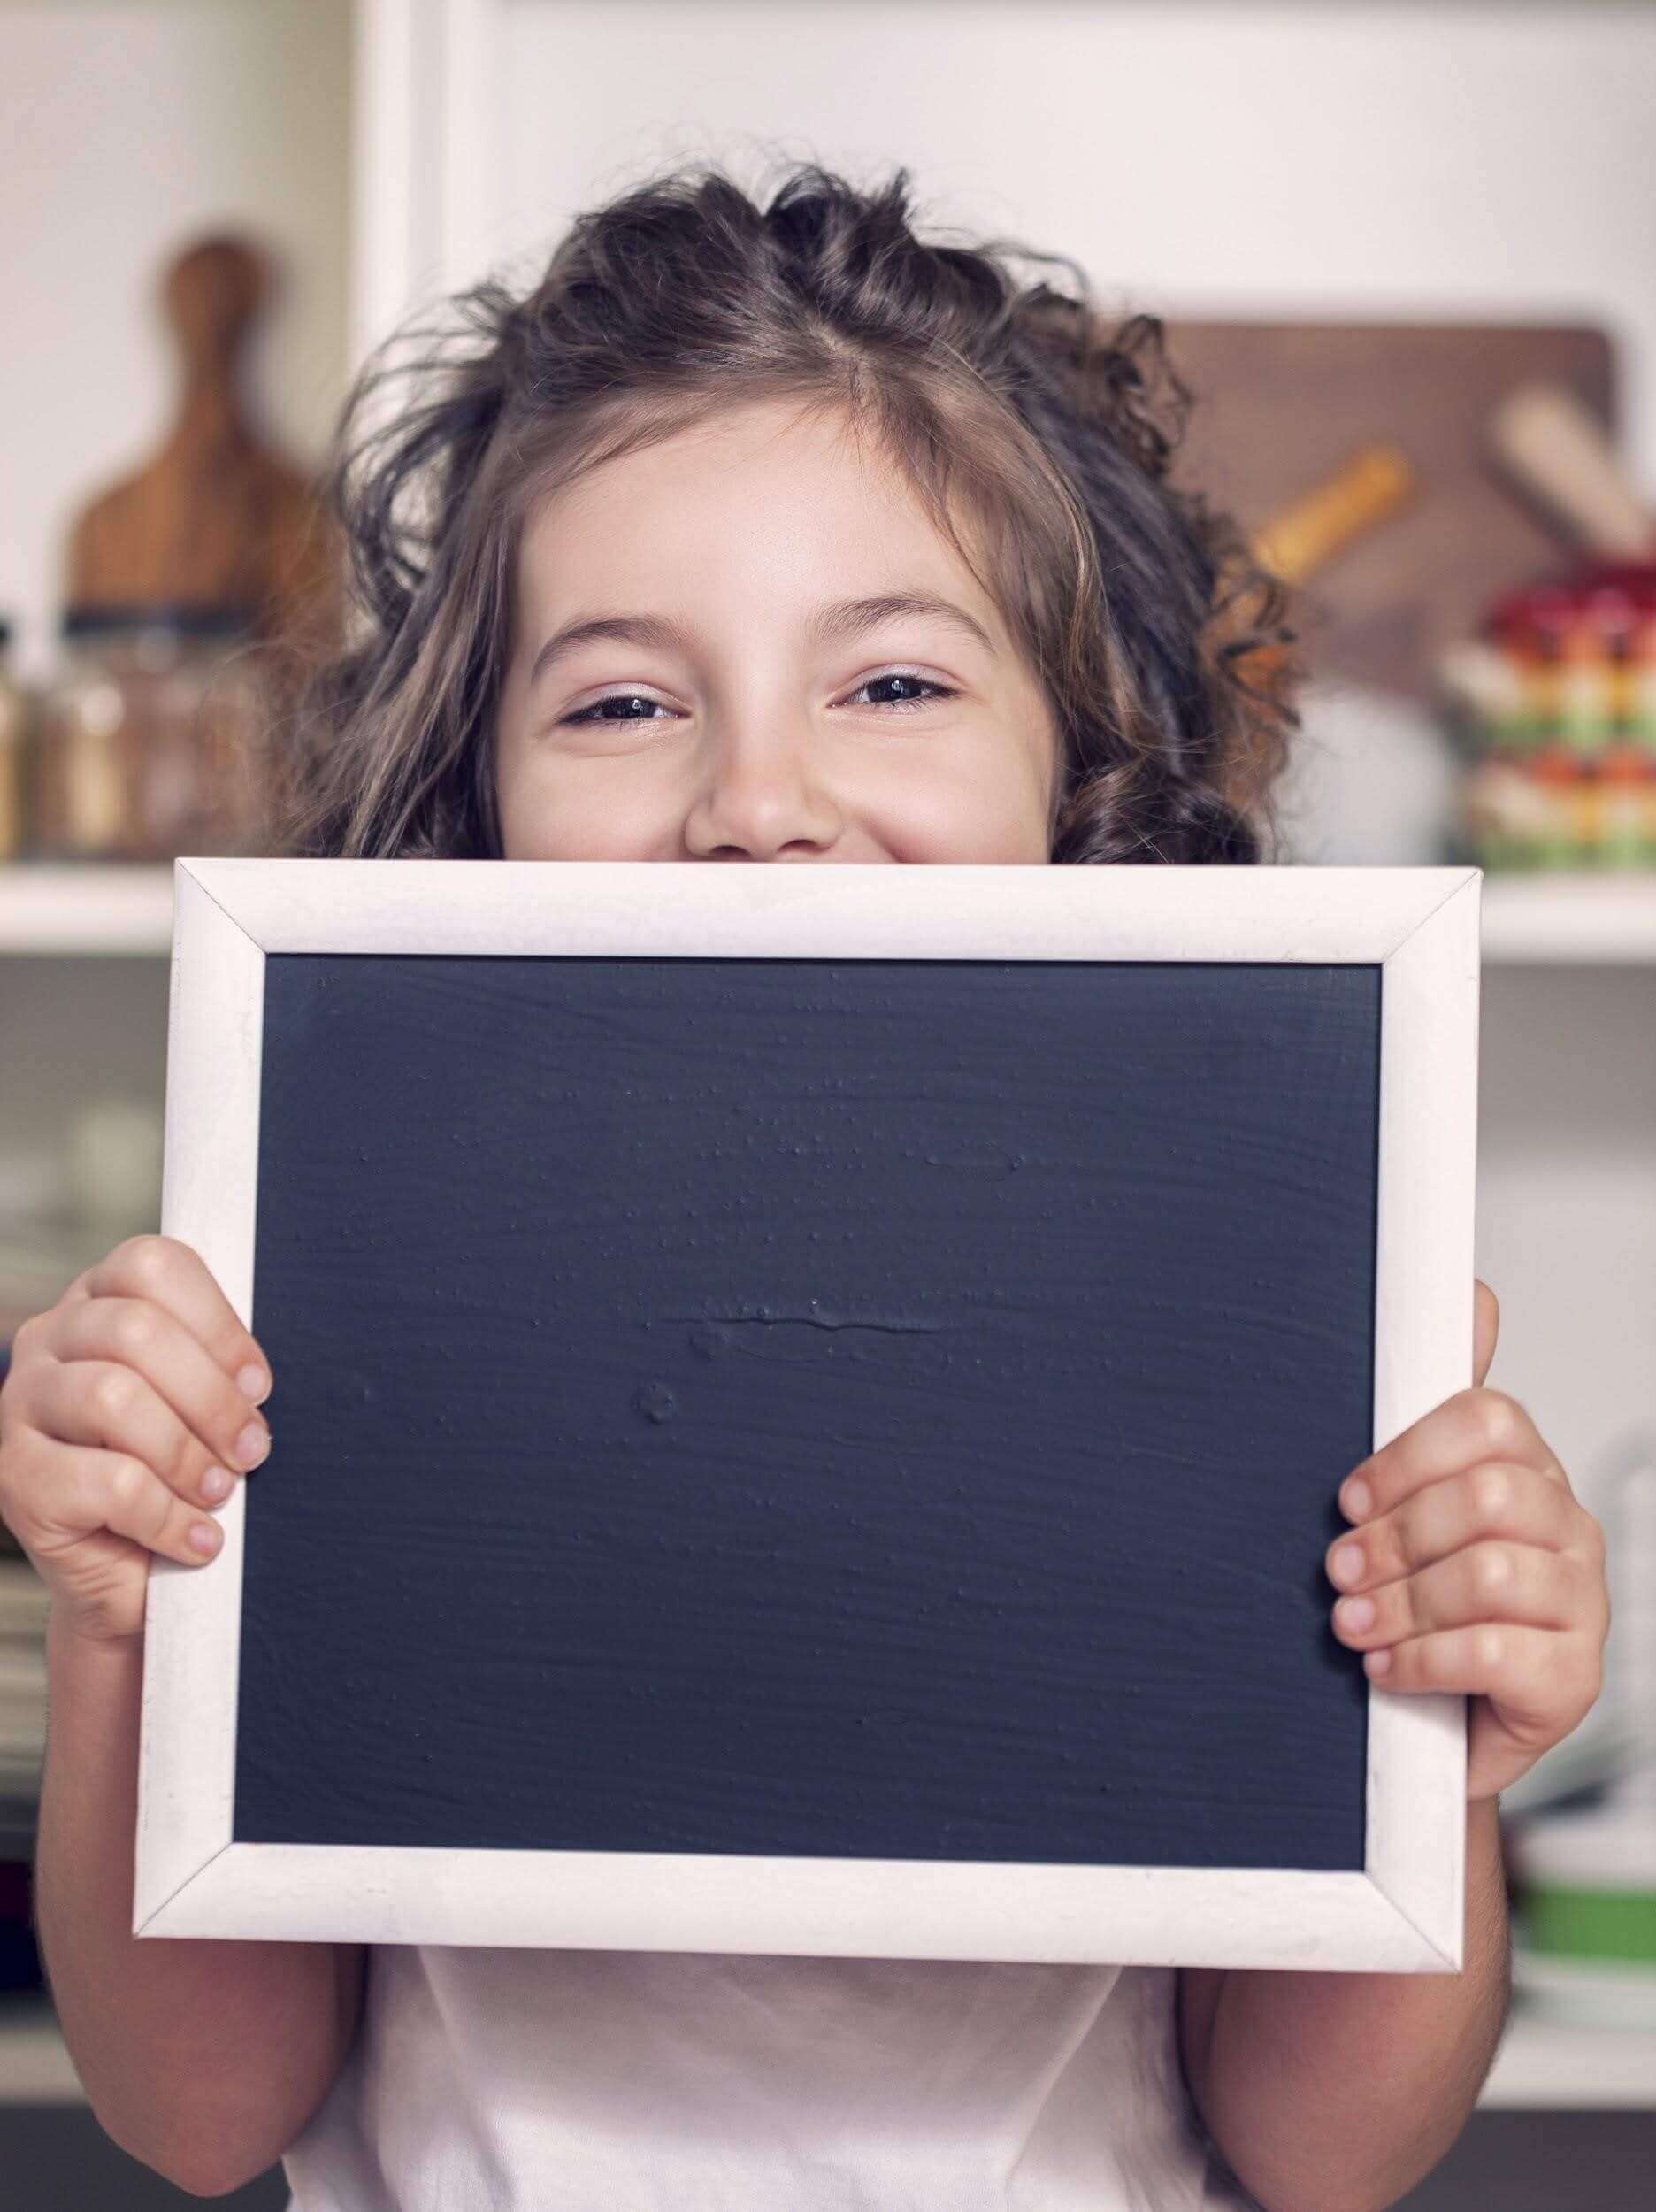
137,856 -> 1479,1969
351,0 -> 504,369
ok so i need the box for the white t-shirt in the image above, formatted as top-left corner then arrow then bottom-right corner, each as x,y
280,1945 -> 1263,2208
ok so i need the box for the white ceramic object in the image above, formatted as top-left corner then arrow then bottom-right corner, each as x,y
1274,680 -> 1462,866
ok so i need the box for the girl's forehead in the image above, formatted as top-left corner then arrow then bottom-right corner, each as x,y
515,399 -> 999,630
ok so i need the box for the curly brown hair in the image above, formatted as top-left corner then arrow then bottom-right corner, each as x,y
267,158 -> 1298,865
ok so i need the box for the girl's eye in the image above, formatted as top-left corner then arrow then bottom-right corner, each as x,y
559,694 -> 677,727
841,671 -> 958,714
556,671 -> 958,728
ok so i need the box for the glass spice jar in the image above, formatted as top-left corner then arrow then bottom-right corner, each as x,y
32,603 -> 274,862
0,616 -> 28,862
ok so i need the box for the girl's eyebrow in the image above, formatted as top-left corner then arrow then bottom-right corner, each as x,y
526,591 -> 996,694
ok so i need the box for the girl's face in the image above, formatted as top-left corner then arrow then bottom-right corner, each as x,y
494,397 -> 1062,864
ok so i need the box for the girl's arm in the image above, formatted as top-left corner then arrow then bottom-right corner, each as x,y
36,1608 -> 367,2196
1177,1280 -> 1606,2212
1176,1796 -> 1511,2212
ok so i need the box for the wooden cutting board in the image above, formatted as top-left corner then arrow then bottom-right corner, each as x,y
63,234 -> 341,662
1162,320 -> 1617,703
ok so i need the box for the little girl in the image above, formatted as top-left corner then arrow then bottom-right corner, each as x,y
3,161 -> 1610,2211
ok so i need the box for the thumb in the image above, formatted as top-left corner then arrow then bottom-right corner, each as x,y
1472,1277 -> 1499,1389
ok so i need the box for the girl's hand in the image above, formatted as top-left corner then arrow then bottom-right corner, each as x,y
1323,1278 -> 1610,1802
0,1233 -> 272,1647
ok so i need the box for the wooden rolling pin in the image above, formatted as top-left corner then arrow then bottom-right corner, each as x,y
1488,381 -> 1653,562
1226,442 -> 1418,689
1249,442 -> 1416,588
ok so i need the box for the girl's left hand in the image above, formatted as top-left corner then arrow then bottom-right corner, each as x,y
1323,1278 -> 1610,1802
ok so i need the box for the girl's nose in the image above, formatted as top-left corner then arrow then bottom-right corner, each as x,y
681,726 -> 844,861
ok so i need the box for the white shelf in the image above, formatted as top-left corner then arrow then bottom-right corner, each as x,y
1480,873 -> 1656,964
2,864 -> 1655,963
0,1985 -> 1649,2108
0,865 -> 174,955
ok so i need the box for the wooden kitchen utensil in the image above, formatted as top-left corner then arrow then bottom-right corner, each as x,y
1251,442 -> 1417,589
1489,381 -> 1653,561
1233,442 -> 1418,683
64,234 -> 341,663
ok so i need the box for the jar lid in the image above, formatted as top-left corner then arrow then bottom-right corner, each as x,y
1484,562 -> 1656,641
60,602 -> 258,641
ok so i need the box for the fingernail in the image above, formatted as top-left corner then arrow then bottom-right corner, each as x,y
234,1422 -> 270,1470
1330,1543 -> 1364,1588
1336,1595 -> 1376,1632
237,1363 -> 272,1404
201,1467 -> 233,1502
1343,1479 -> 1373,1520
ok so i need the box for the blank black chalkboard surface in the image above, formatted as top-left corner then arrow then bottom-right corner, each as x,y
135,858 -> 1480,1970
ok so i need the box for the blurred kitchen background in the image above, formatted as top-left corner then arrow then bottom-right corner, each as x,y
2,3 -> 1655,2205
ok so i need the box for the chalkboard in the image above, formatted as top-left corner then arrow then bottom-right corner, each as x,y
135,858 -> 1479,1971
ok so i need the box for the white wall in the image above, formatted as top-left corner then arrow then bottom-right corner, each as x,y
0,0 -> 351,682
461,2 -> 1656,481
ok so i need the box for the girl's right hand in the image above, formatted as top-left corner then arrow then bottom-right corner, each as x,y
0,1233 -> 272,1647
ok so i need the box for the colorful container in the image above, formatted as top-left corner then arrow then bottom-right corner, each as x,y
1451,562 -> 1656,871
